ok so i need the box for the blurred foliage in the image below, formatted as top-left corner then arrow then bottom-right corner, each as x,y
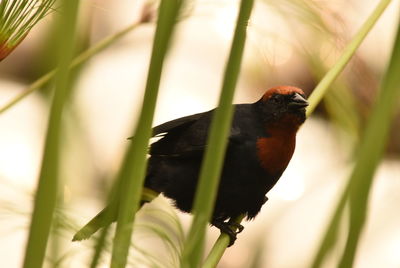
0,181 -> 184,267
109,0 -> 184,267
255,0 -> 398,155
0,0 -> 399,267
22,0 -> 80,267
312,9 -> 400,267
181,0 -> 254,267
0,0 -> 56,60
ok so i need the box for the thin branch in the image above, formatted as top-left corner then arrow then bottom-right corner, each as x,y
180,0 -> 255,267
0,21 -> 143,114
202,1 -> 393,266
306,0 -> 392,116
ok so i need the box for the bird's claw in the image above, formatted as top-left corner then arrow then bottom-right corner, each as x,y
212,219 -> 244,247
229,222 -> 244,233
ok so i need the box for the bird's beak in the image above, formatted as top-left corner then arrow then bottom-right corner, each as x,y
288,93 -> 309,109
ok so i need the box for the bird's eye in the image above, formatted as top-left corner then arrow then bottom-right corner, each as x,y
271,94 -> 281,102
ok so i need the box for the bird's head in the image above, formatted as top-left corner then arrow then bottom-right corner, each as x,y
257,86 -> 308,127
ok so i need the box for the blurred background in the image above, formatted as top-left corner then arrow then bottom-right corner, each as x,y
0,0 -> 399,267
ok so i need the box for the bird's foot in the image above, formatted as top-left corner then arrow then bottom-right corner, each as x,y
212,219 -> 244,247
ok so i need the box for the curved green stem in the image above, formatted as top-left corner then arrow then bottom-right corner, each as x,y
110,1 -> 183,267
203,215 -> 245,268
0,21 -> 142,114
308,1 -> 397,267
306,0 -> 392,116
180,0 -> 255,267
203,1 -> 393,266
337,9 -> 400,267
22,0 -> 79,267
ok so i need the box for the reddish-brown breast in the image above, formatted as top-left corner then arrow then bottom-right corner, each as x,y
256,113 -> 301,176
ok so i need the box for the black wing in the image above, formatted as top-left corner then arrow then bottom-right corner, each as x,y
152,112 -> 205,137
130,104 -> 255,157
149,104 -> 255,157
150,110 -> 213,157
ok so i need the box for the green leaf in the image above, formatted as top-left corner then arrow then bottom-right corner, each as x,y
0,20 -> 144,114
338,9 -> 400,267
0,0 -> 56,60
22,0 -> 80,267
180,0 -> 255,267
109,1 -> 184,267
310,1 -> 398,267
306,0 -> 392,116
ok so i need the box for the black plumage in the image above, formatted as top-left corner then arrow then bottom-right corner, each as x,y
147,104 -> 269,220
73,86 -> 308,245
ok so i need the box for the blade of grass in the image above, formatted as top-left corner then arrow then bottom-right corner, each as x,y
22,0 -> 80,267
310,188 -> 349,268
305,55 -> 361,141
180,0 -> 255,267
306,0 -> 393,116
338,12 -> 400,267
90,225 -> 111,268
203,0 -> 393,265
88,188 -> 159,268
0,20 -> 145,114
110,1 -> 183,267
309,1 -> 396,266
87,179 -> 117,268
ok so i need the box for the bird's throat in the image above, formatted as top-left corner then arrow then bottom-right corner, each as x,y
256,115 -> 300,176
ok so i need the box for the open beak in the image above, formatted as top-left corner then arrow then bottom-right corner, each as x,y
288,93 -> 308,109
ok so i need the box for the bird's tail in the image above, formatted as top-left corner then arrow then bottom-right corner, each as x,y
72,188 -> 160,242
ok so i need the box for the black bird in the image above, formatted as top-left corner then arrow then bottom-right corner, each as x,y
73,86 -> 308,245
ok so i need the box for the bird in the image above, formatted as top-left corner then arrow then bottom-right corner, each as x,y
73,85 -> 308,246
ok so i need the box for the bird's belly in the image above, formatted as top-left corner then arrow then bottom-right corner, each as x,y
203,143 -> 276,219
146,142 -> 285,220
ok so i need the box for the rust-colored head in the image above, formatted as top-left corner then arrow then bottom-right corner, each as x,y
261,86 -> 305,102
256,85 -> 308,128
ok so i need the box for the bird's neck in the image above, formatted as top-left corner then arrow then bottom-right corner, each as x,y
256,114 -> 303,176
265,113 -> 303,137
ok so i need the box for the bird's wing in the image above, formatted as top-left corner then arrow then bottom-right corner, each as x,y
152,112 -> 205,137
149,106 -> 251,157
127,112 -> 205,141
131,105 -> 252,157
149,110 -> 213,157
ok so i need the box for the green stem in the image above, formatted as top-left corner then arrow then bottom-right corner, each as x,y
338,10 -> 400,267
310,1 -> 398,267
306,0 -> 392,116
204,0 -> 393,265
110,1 -> 183,267
180,1 -> 255,267
22,1 -> 80,267
0,21 -> 143,114
310,188 -> 349,268
89,225 -> 110,268
203,215 -> 245,268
